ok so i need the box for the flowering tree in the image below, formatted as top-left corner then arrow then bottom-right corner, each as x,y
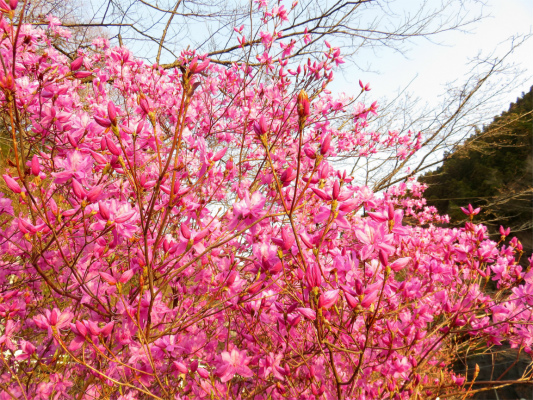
0,2 -> 532,400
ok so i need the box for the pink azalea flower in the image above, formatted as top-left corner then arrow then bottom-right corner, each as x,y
229,191 -> 267,230
216,348 -> 253,382
52,151 -> 92,184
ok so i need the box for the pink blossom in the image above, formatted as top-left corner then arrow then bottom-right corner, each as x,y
318,289 -> 339,309
0,13 -> 530,400
52,151 -> 92,183
216,348 -> 253,382
229,191 -> 266,230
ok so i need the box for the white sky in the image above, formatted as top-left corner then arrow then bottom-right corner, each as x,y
331,0 -> 533,112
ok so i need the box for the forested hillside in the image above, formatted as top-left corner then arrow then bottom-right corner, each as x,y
421,86 -> 533,254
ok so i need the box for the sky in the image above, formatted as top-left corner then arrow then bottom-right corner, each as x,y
87,0 -> 532,116
85,0 -> 531,139
331,0 -> 533,113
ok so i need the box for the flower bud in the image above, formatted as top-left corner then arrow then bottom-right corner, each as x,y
318,384 -> 326,395
320,132 -> 331,155
72,179 -> 87,200
70,57 -> 84,71
105,135 -> 121,156
86,320 -> 100,336
190,58 -> 210,74
94,115 -> 111,128
31,155 -> 40,176
390,257 -> 411,272
139,97 -> 151,114
114,211 -> 135,223
344,292 -> 358,309
75,320 -> 87,337
299,233 -> 314,249
65,134 -> 77,149
378,249 -> 388,266
100,321 -> 114,336
499,225 -> 510,238
247,280 -> 263,294
339,199 -> 358,213
280,226 -> 295,250
89,150 -> 107,165
311,188 -> 332,201
136,120 -> 145,135
461,203 -> 480,217
297,89 -> 310,118
99,202 -> 110,220
253,115 -> 267,136
318,289 -> 339,309
302,175 -> 319,184
332,180 -> 340,200
107,101 -> 117,125
194,228 -> 210,241
74,71 -> 92,79
354,279 -> 363,295
305,263 -> 322,288
195,367 -> 208,379
180,224 -> 191,240
86,185 -> 103,203
212,147 -> 227,162
388,203 -> 395,220
303,147 -> 316,159
189,359 -> 198,373
49,309 -> 58,326
2,174 -> 21,194
18,218 -> 29,234
296,307 -> 316,320
48,198 -> 58,215
225,157 -> 234,171
311,384 -> 319,396
174,361 -> 188,374
225,270 -> 238,286
280,166 -> 294,183
360,291 -> 378,308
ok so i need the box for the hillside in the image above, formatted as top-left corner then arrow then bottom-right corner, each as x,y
420,86 -> 533,254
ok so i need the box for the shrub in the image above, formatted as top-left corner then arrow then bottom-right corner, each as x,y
0,5 -> 531,399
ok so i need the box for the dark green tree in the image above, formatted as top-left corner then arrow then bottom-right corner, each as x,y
420,86 -> 532,254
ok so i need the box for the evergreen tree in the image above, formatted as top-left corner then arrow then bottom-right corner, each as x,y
421,86 -> 533,254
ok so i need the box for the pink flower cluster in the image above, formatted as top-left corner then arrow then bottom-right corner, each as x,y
0,5 -> 531,400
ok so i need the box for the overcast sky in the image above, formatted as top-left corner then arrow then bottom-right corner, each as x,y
330,0 -> 533,112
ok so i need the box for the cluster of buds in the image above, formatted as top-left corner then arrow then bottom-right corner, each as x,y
0,72 -> 14,91
461,204 -> 481,219
359,79 -> 371,92
69,56 -> 93,79
180,57 -> 210,98
499,225 -> 511,240
0,0 -> 17,17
